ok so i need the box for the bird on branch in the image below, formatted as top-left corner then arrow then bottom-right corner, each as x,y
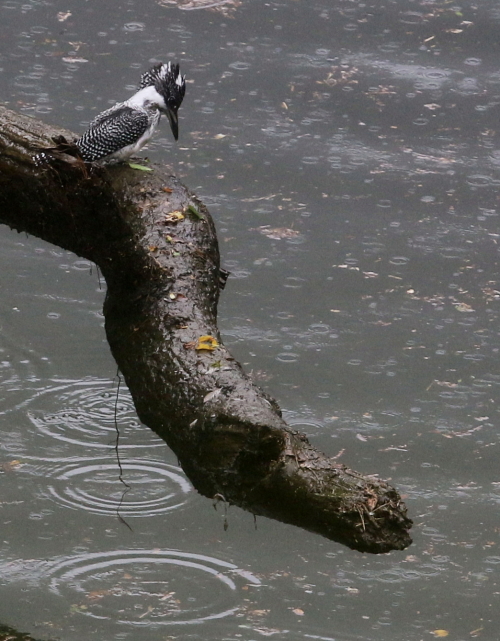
35,62 -> 186,168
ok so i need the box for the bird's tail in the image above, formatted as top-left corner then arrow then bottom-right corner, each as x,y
33,136 -> 89,175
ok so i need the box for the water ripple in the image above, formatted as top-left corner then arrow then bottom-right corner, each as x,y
25,457 -> 192,517
40,549 -> 261,626
20,378 -> 164,449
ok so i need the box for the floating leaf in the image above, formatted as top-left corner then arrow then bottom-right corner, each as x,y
454,302 -> 474,313
128,162 -> 153,171
196,335 -> 219,351
257,226 -> 300,240
87,589 -> 109,601
433,631 -> 449,638
1,459 -> 22,472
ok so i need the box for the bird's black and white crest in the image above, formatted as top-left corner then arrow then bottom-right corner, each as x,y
139,62 -> 186,114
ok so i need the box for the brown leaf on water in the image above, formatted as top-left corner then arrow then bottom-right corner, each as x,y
435,380 -> 459,388
256,226 -> 300,240
318,65 -> 359,87
1,460 -> 22,472
86,589 -> 109,601
454,302 -> 474,312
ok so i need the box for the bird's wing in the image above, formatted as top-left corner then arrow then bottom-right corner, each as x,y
76,106 -> 150,161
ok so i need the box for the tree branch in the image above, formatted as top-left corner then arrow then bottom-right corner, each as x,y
0,106 -> 412,553
0,622 -> 52,641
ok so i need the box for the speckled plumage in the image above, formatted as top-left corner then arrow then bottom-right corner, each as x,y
74,62 -> 185,163
76,105 -> 153,162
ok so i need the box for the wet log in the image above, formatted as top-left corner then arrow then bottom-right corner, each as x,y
0,622 -> 51,641
0,105 -> 412,553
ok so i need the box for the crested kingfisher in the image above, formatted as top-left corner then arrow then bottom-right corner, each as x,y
74,62 -> 185,163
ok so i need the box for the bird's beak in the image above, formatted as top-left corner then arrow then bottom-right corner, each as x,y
165,106 -> 179,141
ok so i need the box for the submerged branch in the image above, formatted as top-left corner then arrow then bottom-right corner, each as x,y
0,106 -> 412,553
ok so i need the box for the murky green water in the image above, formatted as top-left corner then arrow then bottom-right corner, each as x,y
1,1 -> 500,639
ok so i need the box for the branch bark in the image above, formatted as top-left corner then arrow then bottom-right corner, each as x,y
0,106 -> 412,553
0,622 -> 51,641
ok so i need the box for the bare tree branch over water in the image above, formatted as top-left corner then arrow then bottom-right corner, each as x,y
0,106 -> 412,554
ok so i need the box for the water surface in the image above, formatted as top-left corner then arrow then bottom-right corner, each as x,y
1,1 -> 500,639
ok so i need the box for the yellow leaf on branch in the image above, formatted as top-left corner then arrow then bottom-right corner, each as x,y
196,335 -> 219,351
